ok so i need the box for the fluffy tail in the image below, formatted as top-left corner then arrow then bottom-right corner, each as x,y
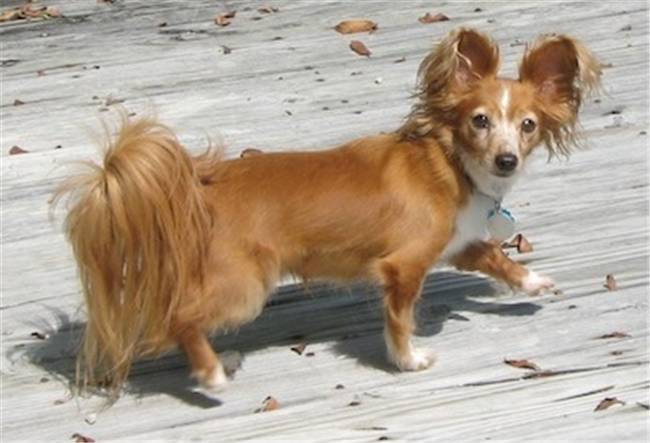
53,116 -> 216,396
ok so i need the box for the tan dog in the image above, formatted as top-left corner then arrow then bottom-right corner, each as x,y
54,28 -> 601,396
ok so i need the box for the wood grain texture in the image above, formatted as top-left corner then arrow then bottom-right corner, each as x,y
1,1 -> 648,441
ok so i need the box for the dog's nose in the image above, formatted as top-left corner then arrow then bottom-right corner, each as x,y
495,154 -> 519,173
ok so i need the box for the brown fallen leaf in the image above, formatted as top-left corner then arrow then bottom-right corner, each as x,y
9,146 -> 28,155
240,148 -> 263,159
71,433 -> 96,443
0,5 -> 61,21
418,12 -> 449,24
516,234 -> 533,253
214,11 -> 236,26
258,6 -> 279,14
594,397 -> 625,411
13,99 -> 25,106
290,342 -> 307,355
335,19 -> 377,34
255,396 -> 279,413
0,9 -> 22,22
502,233 -> 533,253
597,331 -> 631,339
604,274 -> 617,291
349,40 -> 371,57
504,358 -> 541,371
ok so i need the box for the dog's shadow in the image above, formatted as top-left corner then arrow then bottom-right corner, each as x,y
9,271 -> 541,408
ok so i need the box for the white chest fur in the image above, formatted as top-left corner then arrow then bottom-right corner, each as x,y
440,192 -> 495,263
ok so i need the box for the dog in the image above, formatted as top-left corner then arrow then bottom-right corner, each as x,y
54,28 -> 601,396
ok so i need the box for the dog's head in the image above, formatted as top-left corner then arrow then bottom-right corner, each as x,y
403,28 -> 602,198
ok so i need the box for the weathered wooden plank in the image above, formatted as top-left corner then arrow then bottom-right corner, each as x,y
1,1 -> 648,442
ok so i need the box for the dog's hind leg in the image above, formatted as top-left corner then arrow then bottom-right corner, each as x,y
177,326 -> 228,390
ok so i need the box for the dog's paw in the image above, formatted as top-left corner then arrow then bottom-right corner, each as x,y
521,271 -> 554,295
392,347 -> 436,372
193,364 -> 228,392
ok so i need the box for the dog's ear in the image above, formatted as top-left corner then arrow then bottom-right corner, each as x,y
519,34 -> 601,109
401,28 -> 500,137
519,34 -> 602,156
453,29 -> 501,86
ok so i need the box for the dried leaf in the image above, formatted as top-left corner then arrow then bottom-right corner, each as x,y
0,9 -> 22,22
349,40 -> 371,57
504,358 -> 541,371
13,99 -> 25,106
348,400 -> 361,406
71,433 -> 96,443
335,19 -> 377,34
21,5 -> 47,18
604,274 -> 617,291
290,342 -> 307,355
502,233 -> 534,253
418,12 -> 449,24
9,146 -> 29,155
240,148 -> 263,159
335,384 -> 345,390
214,11 -> 236,26
255,396 -> 279,412
305,352 -> 315,357
516,235 -> 533,253
594,397 -> 625,411
597,331 -> 630,339
258,6 -> 279,14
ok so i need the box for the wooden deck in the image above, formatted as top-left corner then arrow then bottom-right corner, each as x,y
1,1 -> 648,441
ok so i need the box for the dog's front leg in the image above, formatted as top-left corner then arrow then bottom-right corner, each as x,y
452,240 -> 554,295
377,255 -> 435,371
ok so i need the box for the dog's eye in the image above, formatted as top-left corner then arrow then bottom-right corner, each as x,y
471,114 -> 490,129
521,118 -> 537,133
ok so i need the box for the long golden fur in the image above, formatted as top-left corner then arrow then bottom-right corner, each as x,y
54,28 -> 601,398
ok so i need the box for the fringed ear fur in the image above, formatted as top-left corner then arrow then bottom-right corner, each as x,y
400,28 -> 500,138
519,34 -> 602,157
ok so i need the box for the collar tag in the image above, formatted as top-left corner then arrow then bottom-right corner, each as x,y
487,204 -> 516,241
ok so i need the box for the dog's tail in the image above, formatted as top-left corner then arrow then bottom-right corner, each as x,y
53,116 -> 216,396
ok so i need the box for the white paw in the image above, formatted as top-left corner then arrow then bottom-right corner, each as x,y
521,271 -> 554,295
193,363 -> 228,392
390,344 -> 436,372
